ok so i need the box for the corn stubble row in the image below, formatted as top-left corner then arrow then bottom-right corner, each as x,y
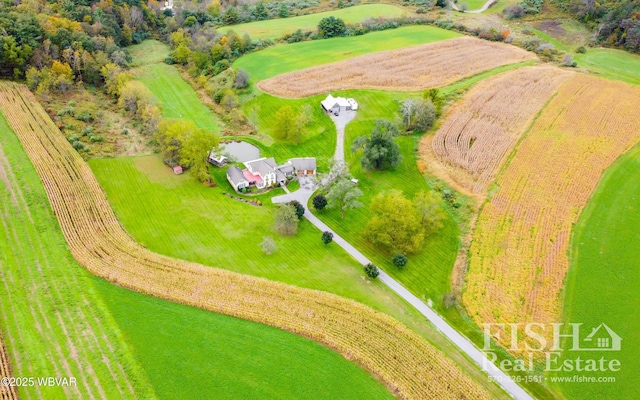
258,37 -> 536,98
430,66 -> 574,193
463,75 -> 640,351
0,82 -> 491,400
0,336 -> 18,400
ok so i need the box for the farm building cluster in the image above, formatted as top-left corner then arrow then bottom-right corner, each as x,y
225,157 -> 316,192
321,95 -> 358,115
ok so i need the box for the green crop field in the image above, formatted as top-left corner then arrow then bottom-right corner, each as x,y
234,25 -> 462,82
306,89 -> 460,306
574,48 -> 640,85
219,4 -> 410,39
130,41 -> 220,131
556,144 -> 640,399
92,277 -> 393,400
0,113 -> 155,399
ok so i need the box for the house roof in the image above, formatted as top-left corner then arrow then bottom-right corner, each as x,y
227,166 -> 248,185
321,94 -> 357,110
277,164 -> 295,174
245,157 -> 277,178
172,166 -> 183,173
289,157 -> 316,171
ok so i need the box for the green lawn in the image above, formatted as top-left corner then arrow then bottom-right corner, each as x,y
240,93 -> 336,171
555,144 -> 640,399
0,113 -> 155,399
234,25 -> 462,82
574,48 -> 640,85
308,89 -> 460,306
92,277 -> 393,400
219,4 -> 410,40
89,155 -> 443,336
89,154 -> 508,400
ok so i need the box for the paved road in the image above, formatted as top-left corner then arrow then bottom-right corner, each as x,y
450,0 -> 496,13
272,110 -> 533,399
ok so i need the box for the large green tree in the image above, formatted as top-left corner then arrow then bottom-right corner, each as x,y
273,105 -> 297,141
413,190 -> 445,234
351,119 -> 402,170
326,179 -> 363,219
274,204 -> 299,235
318,16 -> 347,38
181,128 -> 219,183
365,190 -> 424,254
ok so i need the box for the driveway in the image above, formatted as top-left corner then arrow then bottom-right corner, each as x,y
328,111 -> 357,163
271,108 -> 533,400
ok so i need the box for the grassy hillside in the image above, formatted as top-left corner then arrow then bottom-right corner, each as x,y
219,4 -> 410,39
93,277 -> 393,400
557,144 -> 640,399
129,41 -> 220,131
574,49 -> 640,85
0,113 -> 156,399
234,25 -> 462,82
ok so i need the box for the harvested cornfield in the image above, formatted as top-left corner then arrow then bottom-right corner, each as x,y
429,66 -> 574,193
463,75 -> 640,352
0,82 -> 491,400
258,37 -> 536,97
0,337 -> 18,400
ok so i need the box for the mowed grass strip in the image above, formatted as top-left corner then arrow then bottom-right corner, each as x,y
93,277 -> 393,400
130,41 -> 219,131
0,83 -> 495,400
219,4 -> 410,39
556,144 -> 640,400
258,37 -> 536,97
234,25 -> 462,82
0,112 -> 156,400
463,74 -> 640,351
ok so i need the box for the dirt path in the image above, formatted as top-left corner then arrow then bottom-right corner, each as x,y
450,0 -> 496,13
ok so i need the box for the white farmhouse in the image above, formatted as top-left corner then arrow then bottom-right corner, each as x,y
321,95 -> 358,114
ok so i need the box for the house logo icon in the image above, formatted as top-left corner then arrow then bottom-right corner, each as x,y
580,323 -> 622,351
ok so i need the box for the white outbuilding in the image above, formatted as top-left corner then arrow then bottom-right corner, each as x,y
321,95 -> 358,114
